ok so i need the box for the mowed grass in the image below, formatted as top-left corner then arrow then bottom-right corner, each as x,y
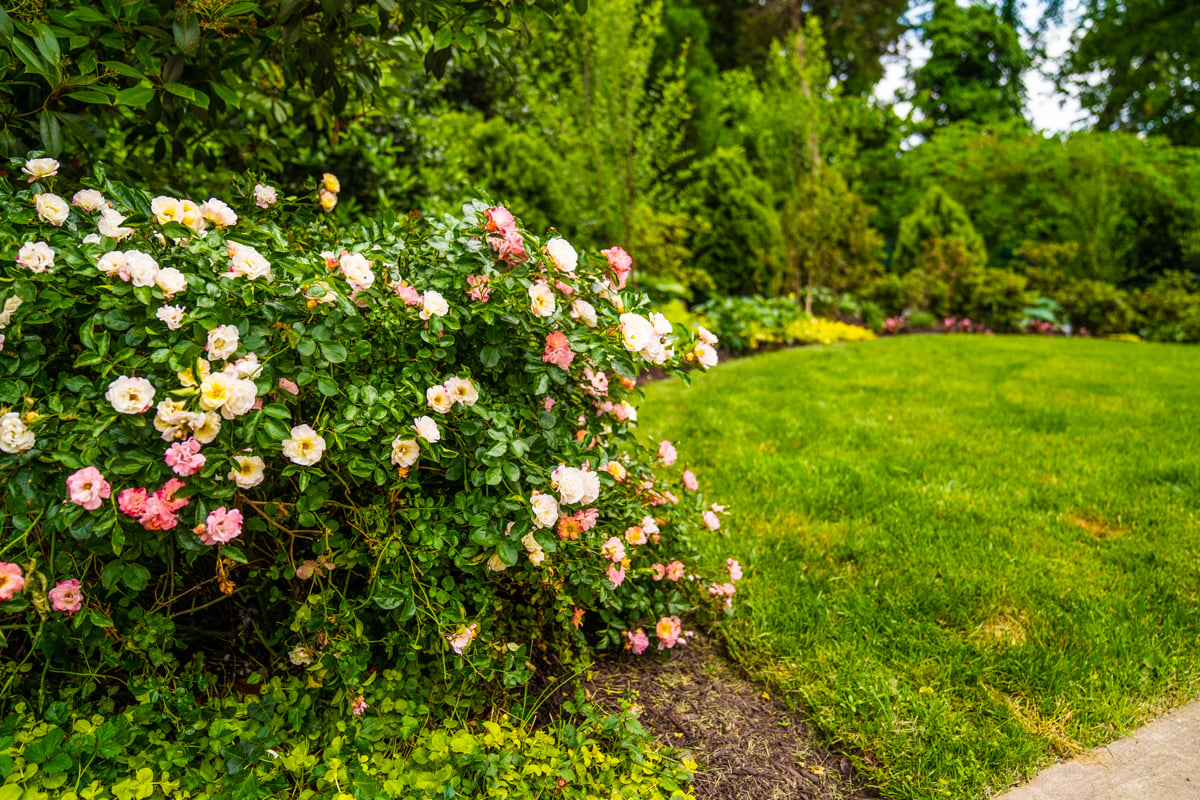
639,335 -> 1200,799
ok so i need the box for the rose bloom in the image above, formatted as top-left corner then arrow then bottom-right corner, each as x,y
120,250 -> 159,287
542,331 -> 574,370
485,205 -> 515,233
35,193 -> 70,226
727,558 -> 743,582
544,237 -> 578,273
600,536 -> 626,562
0,412 -> 36,454
253,183 -> 278,208
98,208 -> 133,240
602,245 -> 633,289
339,252 -> 375,294
625,525 -> 648,546
657,440 -> 677,466
351,695 -> 369,716
154,267 -> 188,298
619,313 -> 656,353
206,324 -> 239,361
523,532 -> 546,566
571,299 -> 597,328
692,342 -> 719,369
426,384 -> 453,414
277,377 -> 300,395
199,372 -> 239,411
703,509 -> 721,531
66,466 -> 112,510
552,465 -> 587,505
72,189 -> 107,211
603,460 -> 627,482
419,290 -> 449,319
179,199 -> 206,233
641,516 -> 660,536
413,415 -> 440,443
656,615 -> 683,649
226,353 -> 263,379
665,560 -> 685,581
199,507 -> 243,545
486,553 -> 510,572
322,173 -> 341,193
448,622 -> 478,655
151,195 -> 184,225
289,644 -> 318,665
606,564 -> 626,587
22,157 -> 59,182
16,241 -> 55,273
0,295 -> 23,326
650,312 -> 673,336
227,241 -> 272,280
156,305 -> 186,330
282,424 -> 326,466
466,274 -> 491,302
219,377 -> 259,420
318,188 -> 338,211
530,491 -> 559,528
572,607 -> 585,628
697,325 -> 718,346
528,283 -> 556,317
444,376 -> 479,406
200,197 -> 238,228
390,437 -> 419,468
682,470 -> 699,491
107,375 -> 156,414
650,562 -> 666,581
581,367 -> 608,398
49,579 -> 83,614
489,228 -> 527,264
165,437 -> 206,477
192,411 -> 222,444
0,563 -> 26,601
393,280 -> 422,306
626,629 -> 650,655
228,454 -> 266,488
117,487 -> 149,518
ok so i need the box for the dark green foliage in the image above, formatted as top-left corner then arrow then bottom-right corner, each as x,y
957,266 -> 1031,332
1134,272 -> 1200,343
890,185 -> 987,275
910,0 -> 1030,130
1053,278 -> 1142,335
688,147 -> 784,297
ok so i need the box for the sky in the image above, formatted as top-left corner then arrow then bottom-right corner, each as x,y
873,1 -> 1091,134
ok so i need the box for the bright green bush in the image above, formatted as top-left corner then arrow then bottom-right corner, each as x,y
1052,277 -> 1141,335
1134,271 -> 1200,343
956,266 -> 1031,332
890,185 -> 987,275
0,157 -> 740,751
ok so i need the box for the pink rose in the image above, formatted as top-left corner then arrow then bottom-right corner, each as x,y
606,564 -> 626,587
466,274 -> 491,302
0,562 -> 25,601
543,397 -> 556,411
655,615 -> 682,650
542,331 -> 574,370
682,470 -> 699,491
66,466 -> 112,511
626,628 -> 650,655
657,440 -> 677,466
601,246 -> 632,289
703,509 -> 720,531
199,507 -> 243,545
165,437 -> 206,477
571,607 -> 585,628
277,377 -> 300,395
727,558 -> 743,582
137,495 -> 179,531
488,229 -> 526,264
394,282 -> 422,306
49,579 -> 83,615
665,560 -> 685,581
118,487 -> 149,518
351,695 -> 369,716
650,563 -> 666,581
485,205 -> 515,234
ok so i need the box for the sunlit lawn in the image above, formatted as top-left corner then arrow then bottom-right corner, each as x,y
640,335 -> 1200,799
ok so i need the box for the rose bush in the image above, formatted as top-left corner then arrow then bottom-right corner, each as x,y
0,158 -> 739,727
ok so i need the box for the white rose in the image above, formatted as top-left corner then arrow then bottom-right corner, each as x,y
206,324 -> 239,361
72,189 -> 107,212
180,199 -> 206,233
697,325 -> 718,346
220,378 -> 258,420
571,299 -> 597,328
522,532 -> 547,566
199,371 -> 237,411
650,312 -> 673,336
413,415 -> 441,443
339,252 -> 375,293
106,375 -> 156,414
22,158 -> 59,182
580,469 -> 601,504
444,376 -> 479,406
530,492 -> 559,528
151,196 -> 184,225
694,342 -> 718,369
228,455 -> 266,488
97,251 -> 126,276
191,411 -> 221,444
97,208 -> 133,240
227,241 -> 272,280
620,313 -> 656,353
528,283 -> 556,318
124,251 -> 160,287
282,424 -> 326,466
16,241 -> 55,273
426,384 -> 453,414
555,467 -> 587,506
34,194 -> 69,226
253,184 -> 278,208
0,412 -> 36,454
486,553 -> 510,572
545,237 -> 578,273
0,296 -> 23,328
154,398 -> 191,433
227,353 -> 263,379
419,290 -> 449,319
156,305 -> 186,330
155,267 -> 188,298
200,197 -> 238,228
390,437 -> 420,468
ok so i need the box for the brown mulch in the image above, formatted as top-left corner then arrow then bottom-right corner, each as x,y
578,634 -> 878,800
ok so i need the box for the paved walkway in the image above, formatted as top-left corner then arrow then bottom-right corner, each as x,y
996,701 -> 1200,800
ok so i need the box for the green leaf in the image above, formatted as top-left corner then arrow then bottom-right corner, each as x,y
263,418 -> 291,441
222,545 -> 248,564
502,462 -> 520,483
102,61 -> 146,79
38,109 -> 62,156
115,84 -> 156,107
317,376 -> 339,397
296,338 -> 316,357
0,7 -> 13,37
261,402 -> 291,419
121,563 -> 151,592
163,81 -> 209,109
319,342 -> 347,363
66,89 -> 113,105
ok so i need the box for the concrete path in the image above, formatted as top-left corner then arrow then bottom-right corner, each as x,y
996,700 -> 1200,800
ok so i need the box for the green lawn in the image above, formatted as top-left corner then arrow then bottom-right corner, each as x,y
639,335 -> 1200,799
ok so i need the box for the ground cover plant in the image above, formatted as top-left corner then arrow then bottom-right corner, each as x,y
0,159 -> 741,798
640,335 -> 1200,799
